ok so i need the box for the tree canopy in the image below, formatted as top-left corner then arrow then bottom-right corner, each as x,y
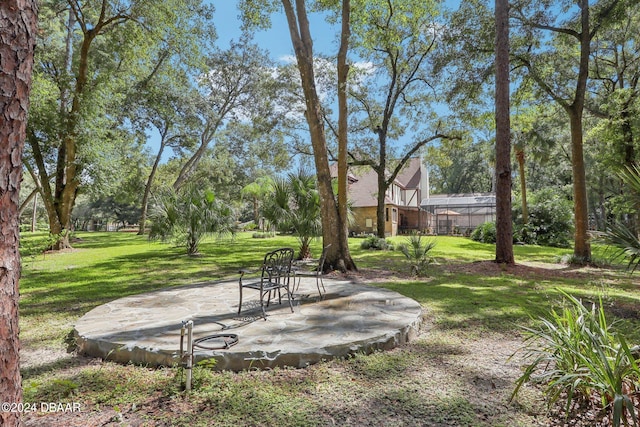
25,0 -> 215,248
18,0 -> 640,270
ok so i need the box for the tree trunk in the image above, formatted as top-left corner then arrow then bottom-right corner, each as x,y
48,26 -> 97,249
516,0 -> 593,262
252,197 -> 260,227
568,0 -> 591,262
516,149 -> 528,224
139,139 -> 166,234
335,0 -> 356,272
0,1 -> 37,425
376,166 -> 387,238
282,0 -> 356,272
28,117 -> 70,248
31,192 -> 38,232
18,187 -> 37,215
494,0 -> 514,264
173,132 -> 210,191
52,8 -> 76,245
620,106 -> 638,235
376,127 -> 387,238
30,1 -> 126,250
568,108 -> 591,260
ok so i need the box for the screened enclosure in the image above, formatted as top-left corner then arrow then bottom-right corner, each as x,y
420,194 -> 496,235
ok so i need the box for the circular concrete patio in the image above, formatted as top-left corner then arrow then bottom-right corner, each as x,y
74,277 -> 424,371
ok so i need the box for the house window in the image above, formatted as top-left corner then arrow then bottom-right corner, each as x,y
365,218 -> 372,228
392,208 -> 397,222
385,208 -> 389,222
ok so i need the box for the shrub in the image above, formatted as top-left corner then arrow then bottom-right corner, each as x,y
513,188 -> 574,248
511,290 -> 640,427
470,221 -> 496,244
252,232 -> 275,239
594,165 -> 640,271
19,233 -> 61,257
360,235 -> 394,250
243,222 -> 258,231
560,253 -> 611,268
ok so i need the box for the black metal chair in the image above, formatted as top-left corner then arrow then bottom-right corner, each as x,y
238,247 -> 295,320
293,244 -> 330,298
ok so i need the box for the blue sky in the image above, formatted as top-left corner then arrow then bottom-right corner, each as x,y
211,1 -> 340,59
148,1 -> 458,162
146,1 -> 342,161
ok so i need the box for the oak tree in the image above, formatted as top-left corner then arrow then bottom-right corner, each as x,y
26,0 -> 213,248
240,0 -> 357,271
345,0 -> 458,238
510,0 -> 628,262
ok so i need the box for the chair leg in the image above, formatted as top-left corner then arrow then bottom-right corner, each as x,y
291,274 -> 299,298
286,285 -> 294,313
315,274 -> 326,298
260,290 -> 268,320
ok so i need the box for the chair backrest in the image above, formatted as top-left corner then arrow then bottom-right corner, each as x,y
261,247 -> 294,282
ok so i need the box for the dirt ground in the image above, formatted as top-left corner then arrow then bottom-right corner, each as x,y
24,329 -> 542,427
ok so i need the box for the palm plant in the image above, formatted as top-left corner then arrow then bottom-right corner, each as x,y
597,221 -> 640,272
262,169 -> 322,259
596,165 -> 640,272
148,184 -> 235,255
398,233 -> 436,276
240,176 -> 274,230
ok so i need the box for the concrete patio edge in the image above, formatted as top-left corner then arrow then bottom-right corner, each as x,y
74,278 -> 424,371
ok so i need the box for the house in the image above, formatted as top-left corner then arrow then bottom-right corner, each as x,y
333,158 -> 497,237
337,158 -> 429,237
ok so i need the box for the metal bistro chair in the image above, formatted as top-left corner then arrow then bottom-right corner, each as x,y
238,247 -> 295,320
293,244 -> 331,298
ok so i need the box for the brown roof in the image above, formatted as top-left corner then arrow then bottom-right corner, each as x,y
330,158 -> 423,208
395,157 -> 422,189
348,166 -> 380,208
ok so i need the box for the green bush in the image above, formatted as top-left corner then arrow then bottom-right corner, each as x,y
261,169 -> 321,259
513,188 -> 573,248
511,290 -> 640,427
243,222 -> 258,231
594,165 -> 640,270
252,232 -> 275,239
19,233 -> 60,257
472,189 -> 574,247
360,235 -> 394,250
470,221 -> 496,244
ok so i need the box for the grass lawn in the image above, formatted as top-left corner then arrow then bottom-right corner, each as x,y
18,231 -> 640,426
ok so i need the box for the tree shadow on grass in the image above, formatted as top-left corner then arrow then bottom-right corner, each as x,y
21,232 -> 328,319
368,262 -> 638,339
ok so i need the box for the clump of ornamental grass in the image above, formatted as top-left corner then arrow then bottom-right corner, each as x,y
511,290 -> 640,427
